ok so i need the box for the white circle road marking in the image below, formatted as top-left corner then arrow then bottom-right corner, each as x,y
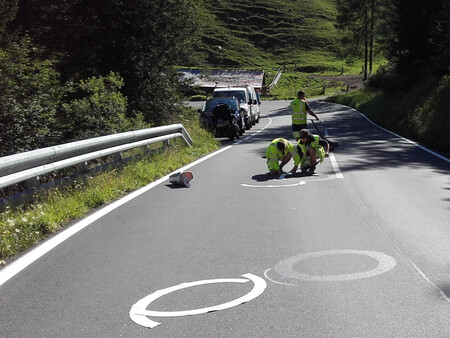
241,174 -> 339,188
269,250 -> 396,283
129,273 -> 267,329
241,180 -> 307,188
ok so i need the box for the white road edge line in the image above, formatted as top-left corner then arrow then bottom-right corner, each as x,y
356,109 -> 450,163
0,146 -> 233,287
0,115 -> 275,287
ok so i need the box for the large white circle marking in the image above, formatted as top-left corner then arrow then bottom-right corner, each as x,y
129,273 -> 267,328
274,250 -> 396,282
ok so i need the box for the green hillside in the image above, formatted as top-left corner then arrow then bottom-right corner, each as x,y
194,0 -> 341,70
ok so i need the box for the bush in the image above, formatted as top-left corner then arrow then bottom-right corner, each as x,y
189,94 -> 207,101
57,72 -> 148,141
0,37 -> 64,156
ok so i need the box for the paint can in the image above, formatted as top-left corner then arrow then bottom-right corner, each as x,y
169,171 -> 194,188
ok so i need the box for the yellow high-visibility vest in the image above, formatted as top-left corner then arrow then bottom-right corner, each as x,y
266,138 -> 300,170
290,98 -> 307,125
295,135 -> 325,167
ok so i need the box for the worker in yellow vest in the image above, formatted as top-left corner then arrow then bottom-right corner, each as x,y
265,138 -> 300,176
297,129 -> 329,174
290,91 -> 319,140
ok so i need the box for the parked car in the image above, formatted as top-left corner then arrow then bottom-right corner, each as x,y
199,97 -> 244,139
247,85 -> 260,124
212,87 -> 254,130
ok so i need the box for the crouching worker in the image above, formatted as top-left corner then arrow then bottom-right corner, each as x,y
265,138 -> 300,176
296,129 -> 329,174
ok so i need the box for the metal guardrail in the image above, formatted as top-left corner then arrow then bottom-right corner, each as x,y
267,68 -> 282,91
0,124 -> 192,190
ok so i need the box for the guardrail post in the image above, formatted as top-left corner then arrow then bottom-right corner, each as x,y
24,176 -> 39,191
113,152 -> 123,162
76,161 -> 89,174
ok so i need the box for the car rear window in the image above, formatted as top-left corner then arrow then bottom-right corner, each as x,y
204,99 -> 238,113
213,90 -> 246,102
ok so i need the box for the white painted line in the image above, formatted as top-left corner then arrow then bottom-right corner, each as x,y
273,250 -> 396,282
129,273 -> 267,328
264,268 -> 298,286
241,181 -> 307,188
356,109 -> 450,163
0,146 -> 233,287
234,115 -> 272,145
0,115 -> 275,286
329,152 -> 344,178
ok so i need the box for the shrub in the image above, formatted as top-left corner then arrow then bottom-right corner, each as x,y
57,72 -> 147,141
0,37 -> 64,156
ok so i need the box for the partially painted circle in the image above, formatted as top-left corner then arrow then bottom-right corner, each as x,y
274,250 -> 396,282
129,273 -> 266,328
241,180 -> 306,188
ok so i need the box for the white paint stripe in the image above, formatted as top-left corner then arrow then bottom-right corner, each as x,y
329,152 -> 344,178
264,268 -> 298,286
351,182 -> 450,304
0,146 -> 233,287
357,109 -> 450,163
234,115 -> 272,145
0,115 -> 278,286
241,181 -> 307,188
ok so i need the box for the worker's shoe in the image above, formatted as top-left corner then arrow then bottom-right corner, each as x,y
307,165 -> 316,174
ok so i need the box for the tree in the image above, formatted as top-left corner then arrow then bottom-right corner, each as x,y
0,37 -> 64,156
58,72 -> 137,141
7,0 -> 203,125
376,0 -> 449,79
335,0 -> 382,79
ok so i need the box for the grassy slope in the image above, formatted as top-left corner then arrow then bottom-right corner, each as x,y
326,75 -> 450,156
194,0 -> 341,70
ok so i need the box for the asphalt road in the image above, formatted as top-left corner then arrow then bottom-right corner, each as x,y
1,100 -> 449,337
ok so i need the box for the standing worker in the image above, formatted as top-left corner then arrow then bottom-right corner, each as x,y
290,90 -> 319,140
265,138 -> 300,176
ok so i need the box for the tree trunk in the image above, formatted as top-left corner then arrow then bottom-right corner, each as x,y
364,0 -> 368,81
369,0 -> 374,76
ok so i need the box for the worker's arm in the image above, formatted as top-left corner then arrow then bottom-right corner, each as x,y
279,152 -> 292,171
319,139 -> 330,157
305,101 -> 319,120
308,109 -> 319,120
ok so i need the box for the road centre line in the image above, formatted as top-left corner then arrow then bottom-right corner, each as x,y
329,152 -> 344,178
234,114 -> 272,145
